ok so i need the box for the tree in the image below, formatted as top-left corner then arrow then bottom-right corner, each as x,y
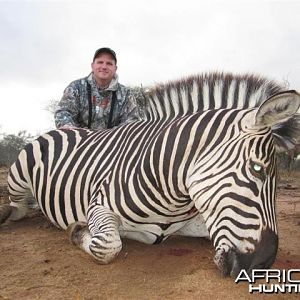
45,99 -> 59,115
0,131 -> 35,167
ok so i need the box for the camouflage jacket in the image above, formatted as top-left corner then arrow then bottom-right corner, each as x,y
54,73 -> 140,130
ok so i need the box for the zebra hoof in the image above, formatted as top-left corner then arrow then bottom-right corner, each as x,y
67,222 -> 87,246
0,204 -> 12,224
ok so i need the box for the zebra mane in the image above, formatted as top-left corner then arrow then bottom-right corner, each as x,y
141,71 -> 300,151
144,72 -> 284,120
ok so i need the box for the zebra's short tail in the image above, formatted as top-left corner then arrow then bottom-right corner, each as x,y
3,146 -> 34,222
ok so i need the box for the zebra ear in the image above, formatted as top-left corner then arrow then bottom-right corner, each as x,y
255,90 -> 300,127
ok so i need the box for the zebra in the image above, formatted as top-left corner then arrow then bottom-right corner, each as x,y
1,72 -> 299,277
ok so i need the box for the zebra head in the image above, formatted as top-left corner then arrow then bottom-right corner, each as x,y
188,90 -> 300,277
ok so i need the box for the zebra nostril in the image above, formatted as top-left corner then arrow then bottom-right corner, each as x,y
245,246 -> 254,254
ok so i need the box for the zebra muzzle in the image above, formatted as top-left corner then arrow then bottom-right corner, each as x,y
213,229 -> 278,278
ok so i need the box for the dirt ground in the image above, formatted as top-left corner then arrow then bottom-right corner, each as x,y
0,167 -> 299,300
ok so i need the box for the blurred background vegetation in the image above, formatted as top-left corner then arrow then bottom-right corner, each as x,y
0,130 -> 34,167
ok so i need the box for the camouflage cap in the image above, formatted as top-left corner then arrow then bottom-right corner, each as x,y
93,47 -> 117,63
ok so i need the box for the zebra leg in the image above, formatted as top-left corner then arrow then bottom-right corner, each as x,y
0,201 -> 29,225
0,204 -> 12,224
68,205 -> 122,264
67,221 -> 93,254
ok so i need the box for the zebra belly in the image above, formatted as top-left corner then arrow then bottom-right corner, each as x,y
175,214 -> 209,238
118,216 -> 200,244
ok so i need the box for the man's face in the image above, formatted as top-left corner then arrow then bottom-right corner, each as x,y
91,53 -> 117,84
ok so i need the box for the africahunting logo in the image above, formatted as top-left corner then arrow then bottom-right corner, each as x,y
235,269 -> 300,293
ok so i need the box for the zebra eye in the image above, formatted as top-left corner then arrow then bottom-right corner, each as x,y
253,164 -> 262,172
250,160 -> 265,180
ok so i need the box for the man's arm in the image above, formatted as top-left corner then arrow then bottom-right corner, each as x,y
54,82 -> 81,128
118,88 -> 142,125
